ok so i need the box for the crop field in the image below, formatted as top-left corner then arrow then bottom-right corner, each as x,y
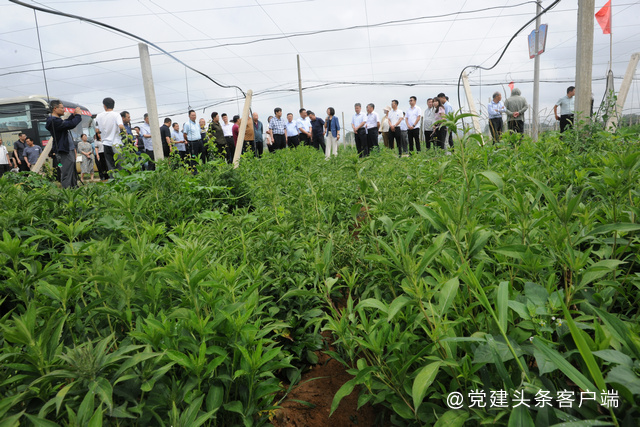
1,117 -> 640,426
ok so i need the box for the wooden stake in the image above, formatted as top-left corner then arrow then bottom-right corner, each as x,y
233,90 -> 253,168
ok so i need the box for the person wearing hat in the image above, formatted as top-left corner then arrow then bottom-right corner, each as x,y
380,106 -> 391,149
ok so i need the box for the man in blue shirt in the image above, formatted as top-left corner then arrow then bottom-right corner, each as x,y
183,109 -> 204,165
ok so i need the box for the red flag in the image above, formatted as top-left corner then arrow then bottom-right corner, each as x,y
508,81 -> 514,91
595,1 -> 611,35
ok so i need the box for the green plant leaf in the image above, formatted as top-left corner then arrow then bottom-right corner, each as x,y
329,378 -> 357,416
434,410 -> 469,427
508,405 -> 534,427
532,338 -> 597,392
411,361 -> 441,412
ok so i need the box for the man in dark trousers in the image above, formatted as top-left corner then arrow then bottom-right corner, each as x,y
45,100 -> 82,189
160,117 -> 172,158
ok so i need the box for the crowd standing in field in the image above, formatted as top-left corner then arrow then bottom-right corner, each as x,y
2,85 -> 581,188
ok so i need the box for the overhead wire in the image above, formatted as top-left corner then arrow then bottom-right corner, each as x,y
8,0 -> 247,97
455,0 -> 562,127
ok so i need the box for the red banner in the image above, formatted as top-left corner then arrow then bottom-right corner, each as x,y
595,1 -> 611,35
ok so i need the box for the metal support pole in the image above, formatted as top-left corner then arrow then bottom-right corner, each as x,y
139,43 -> 163,161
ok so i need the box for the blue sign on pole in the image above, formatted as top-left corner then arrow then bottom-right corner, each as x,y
528,24 -> 549,59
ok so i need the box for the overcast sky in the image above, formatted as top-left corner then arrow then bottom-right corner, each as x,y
1,0 -> 639,130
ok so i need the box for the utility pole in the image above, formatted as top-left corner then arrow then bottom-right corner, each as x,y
532,0 -> 541,141
297,55 -> 303,110
575,0 -> 595,124
139,43 -> 163,161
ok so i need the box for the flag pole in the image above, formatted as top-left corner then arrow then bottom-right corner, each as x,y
609,1 -> 613,71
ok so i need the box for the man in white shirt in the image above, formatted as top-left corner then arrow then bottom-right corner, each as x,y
365,103 -> 380,153
139,113 -> 155,170
554,85 -> 575,133
423,98 -> 436,149
94,97 -> 124,174
487,92 -> 506,144
405,96 -> 422,152
388,100 -> 404,156
296,108 -> 312,147
351,103 -> 367,157
221,113 -> 235,162
183,109 -> 204,164
285,113 -> 299,148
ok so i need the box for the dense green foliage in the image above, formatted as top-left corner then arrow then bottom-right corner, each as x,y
1,117 -> 639,426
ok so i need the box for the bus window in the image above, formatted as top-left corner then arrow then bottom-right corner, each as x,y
0,104 -> 32,131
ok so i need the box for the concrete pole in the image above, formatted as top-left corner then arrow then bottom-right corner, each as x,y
138,43 -> 163,161
575,0 -> 595,124
461,72 -> 482,136
297,55 -> 304,110
233,89 -> 253,168
606,53 -> 640,130
532,0 -> 542,141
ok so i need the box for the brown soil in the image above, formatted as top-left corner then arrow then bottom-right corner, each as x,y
271,333 -> 381,427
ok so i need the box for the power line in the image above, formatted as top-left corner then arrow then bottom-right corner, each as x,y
8,0 -> 246,96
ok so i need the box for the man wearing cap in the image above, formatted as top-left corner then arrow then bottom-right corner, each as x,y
554,86 -> 575,133
268,108 -> 286,150
406,96 -> 422,152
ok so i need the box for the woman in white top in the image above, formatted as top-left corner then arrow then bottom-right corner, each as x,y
0,137 -> 11,177
265,115 -> 274,153
432,97 -> 447,149
380,107 -> 391,148
423,98 -> 436,149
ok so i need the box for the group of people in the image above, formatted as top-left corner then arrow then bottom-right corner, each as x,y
1,86 -> 580,187
0,132 -> 43,177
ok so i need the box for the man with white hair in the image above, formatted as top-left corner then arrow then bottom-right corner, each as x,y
488,92 -> 506,143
